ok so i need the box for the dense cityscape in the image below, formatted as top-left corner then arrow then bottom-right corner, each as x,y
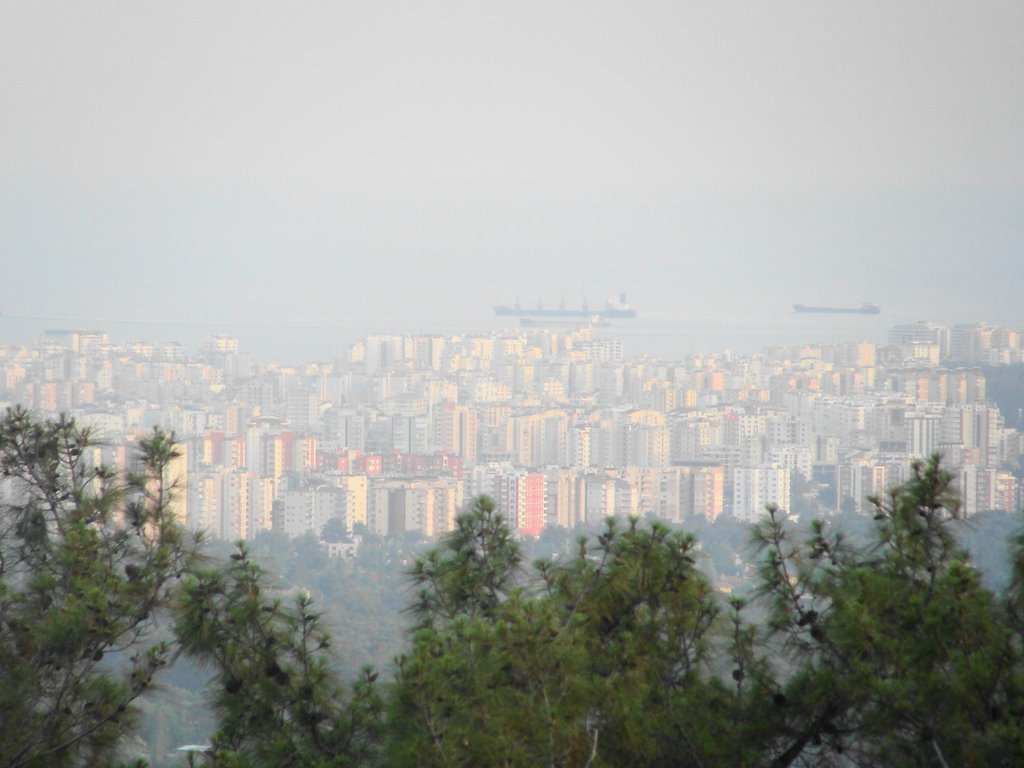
4,318 -> 1022,557
4,2 -> 1023,765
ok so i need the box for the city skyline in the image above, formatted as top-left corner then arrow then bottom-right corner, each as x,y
4,317 -> 1022,546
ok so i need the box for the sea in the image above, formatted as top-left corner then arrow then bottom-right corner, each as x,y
0,311 -> 898,366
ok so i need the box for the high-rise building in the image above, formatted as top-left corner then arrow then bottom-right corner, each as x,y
434,402 -> 478,463
733,465 -> 791,522
491,471 -> 547,537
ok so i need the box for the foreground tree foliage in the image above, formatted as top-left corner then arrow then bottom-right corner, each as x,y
0,407 -> 199,768
391,461 -> 1024,768
390,496 -> 761,767
174,544 -> 384,767
752,456 -> 1024,767
4,407 -> 1024,768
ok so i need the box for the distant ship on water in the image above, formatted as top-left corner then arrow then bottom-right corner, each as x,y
793,302 -> 881,315
494,293 -> 638,320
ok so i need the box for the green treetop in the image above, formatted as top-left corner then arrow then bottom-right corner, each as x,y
0,407 -> 200,768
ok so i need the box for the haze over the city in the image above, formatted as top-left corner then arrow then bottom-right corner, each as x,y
5,6 -> 1024,764
2,1 -> 1023,360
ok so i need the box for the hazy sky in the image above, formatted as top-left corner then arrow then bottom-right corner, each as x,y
2,1 -> 1023,346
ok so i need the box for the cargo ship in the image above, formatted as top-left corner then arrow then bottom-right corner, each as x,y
793,302 -> 881,315
494,293 -> 638,319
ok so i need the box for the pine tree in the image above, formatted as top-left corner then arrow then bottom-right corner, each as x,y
0,407 -> 199,768
391,499 -> 735,767
752,455 -> 1024,766
174,543 -> 384,767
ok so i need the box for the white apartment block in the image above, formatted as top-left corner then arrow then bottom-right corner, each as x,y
733,465 -> 792,522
